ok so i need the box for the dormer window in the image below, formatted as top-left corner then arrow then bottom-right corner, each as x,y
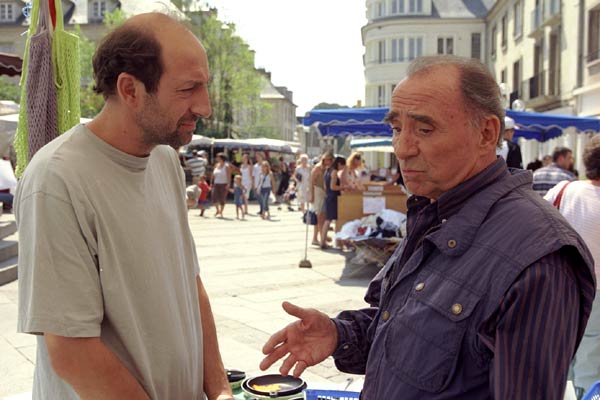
389,0 -> 426,16
0,3 -> 14,22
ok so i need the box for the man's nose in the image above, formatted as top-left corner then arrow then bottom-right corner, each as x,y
191,87 -> 212,119
393,131 -> 418,160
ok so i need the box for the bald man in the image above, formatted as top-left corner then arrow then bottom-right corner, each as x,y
15,13 -> 233,400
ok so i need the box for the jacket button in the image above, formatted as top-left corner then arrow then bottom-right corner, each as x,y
447,239 -> 457,248
451,303 -> 463,315
382,310 -> 390,321
415,282 -> 425,291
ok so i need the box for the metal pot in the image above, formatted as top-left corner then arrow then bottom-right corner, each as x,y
241,374 -> 306,399
226,369 -> 246,391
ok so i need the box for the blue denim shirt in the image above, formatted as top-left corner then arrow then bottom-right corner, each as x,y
332,159 -> 595,399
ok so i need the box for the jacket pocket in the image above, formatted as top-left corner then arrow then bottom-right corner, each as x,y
382,271 -> 481,393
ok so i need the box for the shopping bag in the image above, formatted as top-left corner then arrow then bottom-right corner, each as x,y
52,0 -> 81,135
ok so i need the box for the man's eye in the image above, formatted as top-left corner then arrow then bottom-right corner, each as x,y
392,126 -> 402,134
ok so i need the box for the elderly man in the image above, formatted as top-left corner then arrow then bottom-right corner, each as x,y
533,146 -> 577,196
260,56 -> 595,399
15,13 -> 232,400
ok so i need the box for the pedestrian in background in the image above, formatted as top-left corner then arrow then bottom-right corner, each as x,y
544,135 -> 600,398
258,160 -> 276,220
532,147 -> 576,196
321,156 -> 346,249
310,151 -> 333,246
211,152 -> 231,218
293,154 -> 311,213
240,153 -> 253,215
197,175 -> 211,217
253,152 -> 265,212
276,156 -> 290,204
231,174 -> 247,220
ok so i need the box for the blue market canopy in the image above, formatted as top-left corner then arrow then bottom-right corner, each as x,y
304,107 -> 600,142
506,110 -> 600,141
303,107 -> 392,137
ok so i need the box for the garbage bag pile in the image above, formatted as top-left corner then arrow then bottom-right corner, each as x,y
335,209 -> 407,241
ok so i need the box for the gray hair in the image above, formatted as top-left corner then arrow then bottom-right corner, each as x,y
406,55 -> 505,146
583,135 -> 600,180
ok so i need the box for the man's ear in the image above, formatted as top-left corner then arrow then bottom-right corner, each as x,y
479,115 -> 501,152
115,72 -> 144,108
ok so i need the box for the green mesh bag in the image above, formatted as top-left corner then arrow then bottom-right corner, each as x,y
52,0 -> 81,136
14,0 -> 80,176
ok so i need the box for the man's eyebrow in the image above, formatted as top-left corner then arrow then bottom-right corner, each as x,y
407,112 -> 435,125
384,111 -> 398,124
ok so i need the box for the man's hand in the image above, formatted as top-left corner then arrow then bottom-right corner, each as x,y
259,302 -> 338,377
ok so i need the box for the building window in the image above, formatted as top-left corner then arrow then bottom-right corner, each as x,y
514,1 -> 523,39
512,59 -> 521,99
491,24 -> 497,57
378,40 -> 386,64
588,8 -> 600,62
0,3 -> 14,22
471,33 -> 481,60
437,37 -> 454,55
391,38 -> 405,62
391,0 -> 405,14
377,85 -> 386,107
377,1 -> 386,17
408,37 -> 423,60
408,0 -> 423,13
92,1 -> 107,19
500,68 -> 507,84
501,14 -> 507,48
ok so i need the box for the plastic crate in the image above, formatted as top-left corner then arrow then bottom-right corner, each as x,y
304,389 -> 360,400
583,381 -> 600,400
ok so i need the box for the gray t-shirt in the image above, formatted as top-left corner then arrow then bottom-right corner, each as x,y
15,124 -> 204,399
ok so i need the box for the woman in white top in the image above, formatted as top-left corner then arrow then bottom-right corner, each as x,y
544,135 -> 600,396
341,152 -> 364,191
211,152 -> 231,218
258,161 -> 276,220
293,154 -> 311,213
240,154 -> 253,215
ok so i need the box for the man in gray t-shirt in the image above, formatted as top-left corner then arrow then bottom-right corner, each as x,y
15,13 -> 233,400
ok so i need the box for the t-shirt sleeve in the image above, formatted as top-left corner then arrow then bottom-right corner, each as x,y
17,192 -> 103,337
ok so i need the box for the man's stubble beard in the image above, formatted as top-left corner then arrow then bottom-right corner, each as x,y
136,94 -> 194,149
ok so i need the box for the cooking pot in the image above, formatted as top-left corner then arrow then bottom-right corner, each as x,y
226,369 -> 246,391
241,374 -> 306,399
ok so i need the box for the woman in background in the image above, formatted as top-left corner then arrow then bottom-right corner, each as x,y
211,152 -> 231,218
321,156 -> 346,249
240,154 -> 253,216
293,154 -> 311,213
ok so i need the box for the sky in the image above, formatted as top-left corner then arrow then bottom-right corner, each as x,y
204,0 -> 367,116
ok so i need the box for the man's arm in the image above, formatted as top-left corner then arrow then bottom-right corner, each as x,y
196,276 -> 233,400
45,334 -> 149,399
479,251 -> 585,400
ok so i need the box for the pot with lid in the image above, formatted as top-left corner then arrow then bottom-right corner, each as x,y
241,374 -> 306,399
226,369 -> 246,391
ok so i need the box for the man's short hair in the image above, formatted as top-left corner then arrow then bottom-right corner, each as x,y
552,147 -> 572,163
93,24 -> 163,99
583,135 -> 600,180
407,55 -> 505,146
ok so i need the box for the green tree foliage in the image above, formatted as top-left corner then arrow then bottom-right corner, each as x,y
186,9 -> 269,138
0,76 -> 20,103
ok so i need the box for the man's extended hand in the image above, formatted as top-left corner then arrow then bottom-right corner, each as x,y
259,301 -> 338,377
